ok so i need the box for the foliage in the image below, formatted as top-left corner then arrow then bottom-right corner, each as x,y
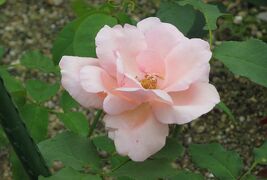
0,0 -> 267,179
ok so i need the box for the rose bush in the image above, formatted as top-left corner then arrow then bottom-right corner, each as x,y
59,17 -> 220,161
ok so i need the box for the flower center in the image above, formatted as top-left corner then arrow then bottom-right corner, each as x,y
140,74 -> 158,89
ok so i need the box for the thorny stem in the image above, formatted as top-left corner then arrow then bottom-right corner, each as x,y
240,161 -> 258,180
88,110 -> 104,137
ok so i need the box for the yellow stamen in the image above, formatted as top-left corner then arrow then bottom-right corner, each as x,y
140,74 -> 158,89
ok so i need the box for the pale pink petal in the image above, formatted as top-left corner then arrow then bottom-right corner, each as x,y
96,24 -> 147,77
152,83 -> 220,124
59,56 -> 103,108
103,94 -> 140,115
136,50 -> 165,76
116,55 -> 142,88
163,38 -> 212,92
115,88 -> 173,105
80,66 -> 116,93
137,17 -> 161,33
139,20 -> 186,59
104,104 -> 169,161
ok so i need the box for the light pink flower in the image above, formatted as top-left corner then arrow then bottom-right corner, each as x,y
59,17 -> 220,161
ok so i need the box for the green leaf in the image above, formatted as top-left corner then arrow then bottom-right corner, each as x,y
116,12 -> 134,25
11,90 -> 27,109
73,13 -> 117,57
0,0 -> 6,6
38,131 -> 101,170
157,1 -> 196,35
0,128 -> 8,147
254,141 -> 267,165
110,155 -> 129,169
21,51 -> 57,73
20,104 -> 49,142
111,159 -> 177,180
26,80 -> 59,103
189,143 -> 243,180
152,138 -> 184,160
57,112 -> 89,137
10,151 -> 29,180
0,46 -> 4,59
0,68 -> 24,93
246,0 -> 267,6
52,16 -> 87,64
39,167 -> 101,180
214,39 -> 267,88
71,0 -> 94,17
92,135 -> 115,153
178,0 -> 225,31
216,101 -> 236,122
169,171 -> 205,180
60,91 -> 79,112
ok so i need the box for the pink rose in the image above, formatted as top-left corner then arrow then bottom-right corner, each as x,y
59,17 -> 220,161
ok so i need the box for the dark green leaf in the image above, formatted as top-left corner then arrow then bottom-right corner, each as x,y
71,0 -> 94,17
57,112 -> 89,137
157,1 -> 196,35
246,0 -> 267,6
73,13 -> 117,57
111,159 -> 177,180
21,51 -> 57,73
189,143 -> 243,180
0,128 -> 8,147
60,91 -> 79,112
178,0 -> 225,31
11,90 -> 27,109
92,135 -> 115,153
26,80 -> 59,103
254,141 -> 267,165
216,101 -> 236,122
110,154 -> 129,169
38,131 -> 101,170
152,138 -> 184,160
116,12 -> 134,25
0,46 -> 4,59
52,17 -> 86,64
0,0 -> 6,6
169,171 -> 204,180
20,104 -> 49,142
0,68 -> 24,93
213,39 -> 267,88
39,167 -> 101,180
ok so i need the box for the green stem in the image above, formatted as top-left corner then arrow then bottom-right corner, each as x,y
209,30 -> 213,47
88,110 -> 103,138
172,125 -> 180,138
0,75 -> 51,180
240,161 -> 258,180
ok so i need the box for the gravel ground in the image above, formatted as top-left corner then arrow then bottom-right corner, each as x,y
0,0 -> 267,180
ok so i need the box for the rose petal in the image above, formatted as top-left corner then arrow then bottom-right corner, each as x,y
136,50 -> 165,76
104,104 -> 169,161
59,56 -> 104,108
80,66 -> 116,93
103,94 -> 140,115
115,87 -> 173,105
138,19 -> 186,59
96,24 -> 147,77
163,38 -> 212,92
152,83 -> 220,124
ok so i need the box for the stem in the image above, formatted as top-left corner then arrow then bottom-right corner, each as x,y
88,110 -> 103,138
0,75 -> 51,179
172,125 -> 180,138
209,30 -> 213,47
240,161 -> 258,180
